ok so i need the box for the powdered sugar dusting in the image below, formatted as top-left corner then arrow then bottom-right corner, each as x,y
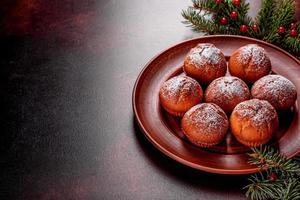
251,75 -> 297,109
236,44 -> 271,70
208,76 -> 249,98
160,76 -> 202,102
187,43 -> 225,67
233,99 -> 277,127
184,103 -> 228,133
204,76 -> 250,112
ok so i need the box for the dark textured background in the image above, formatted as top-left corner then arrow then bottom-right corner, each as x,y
0,0 -> 298,199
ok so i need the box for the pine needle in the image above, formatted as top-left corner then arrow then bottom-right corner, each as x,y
245,146 -> 300,200
181,0 -> 300,60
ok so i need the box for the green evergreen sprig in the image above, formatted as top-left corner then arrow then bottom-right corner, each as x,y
182,0 -> 300,59
255,0 -> 276,39
182,7 -> 217,34
248,146 -> 300,173
245,146 -> 300,200
263,0 -> 295,43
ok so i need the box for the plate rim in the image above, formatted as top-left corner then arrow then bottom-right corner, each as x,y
132,35 -> 300,174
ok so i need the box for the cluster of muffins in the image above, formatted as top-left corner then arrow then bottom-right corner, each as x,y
159,43 -> 297,148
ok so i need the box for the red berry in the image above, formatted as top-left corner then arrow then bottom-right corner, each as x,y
290,29 -> 298,37
252,24 -> 258,32
215,0 -> 222,4
278,26 -> 285,34
268,173 -> 277,182
240,25 -> 248,33
230,11 -> 238,19
233,0 -> 241,7
220,17 -> 228,25
290,23 -> 297,29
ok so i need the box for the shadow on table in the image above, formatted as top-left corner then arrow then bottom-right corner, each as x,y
132,117 -> 248,193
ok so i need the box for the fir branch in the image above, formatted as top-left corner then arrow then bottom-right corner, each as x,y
264,0 -> 296,43
213,0 -> 251,29
182,0 -> 300,67
245,174 -> 300,200
182,0 -> 252,36
248,146 -> 300,174
191,0 -> 219,12
283,36 -> 300,57
245,173 -> 280,200
255,0 -> 276,39
281,22 -> 300,58
279,178 -> 300,200
246,146 -> 300,200
182,7 -> 217,34
236,0 -> 251,25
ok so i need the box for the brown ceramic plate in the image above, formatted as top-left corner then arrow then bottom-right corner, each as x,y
132,35 -> 300,174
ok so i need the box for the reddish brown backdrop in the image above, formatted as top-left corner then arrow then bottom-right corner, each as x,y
0,1 -> 299,199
